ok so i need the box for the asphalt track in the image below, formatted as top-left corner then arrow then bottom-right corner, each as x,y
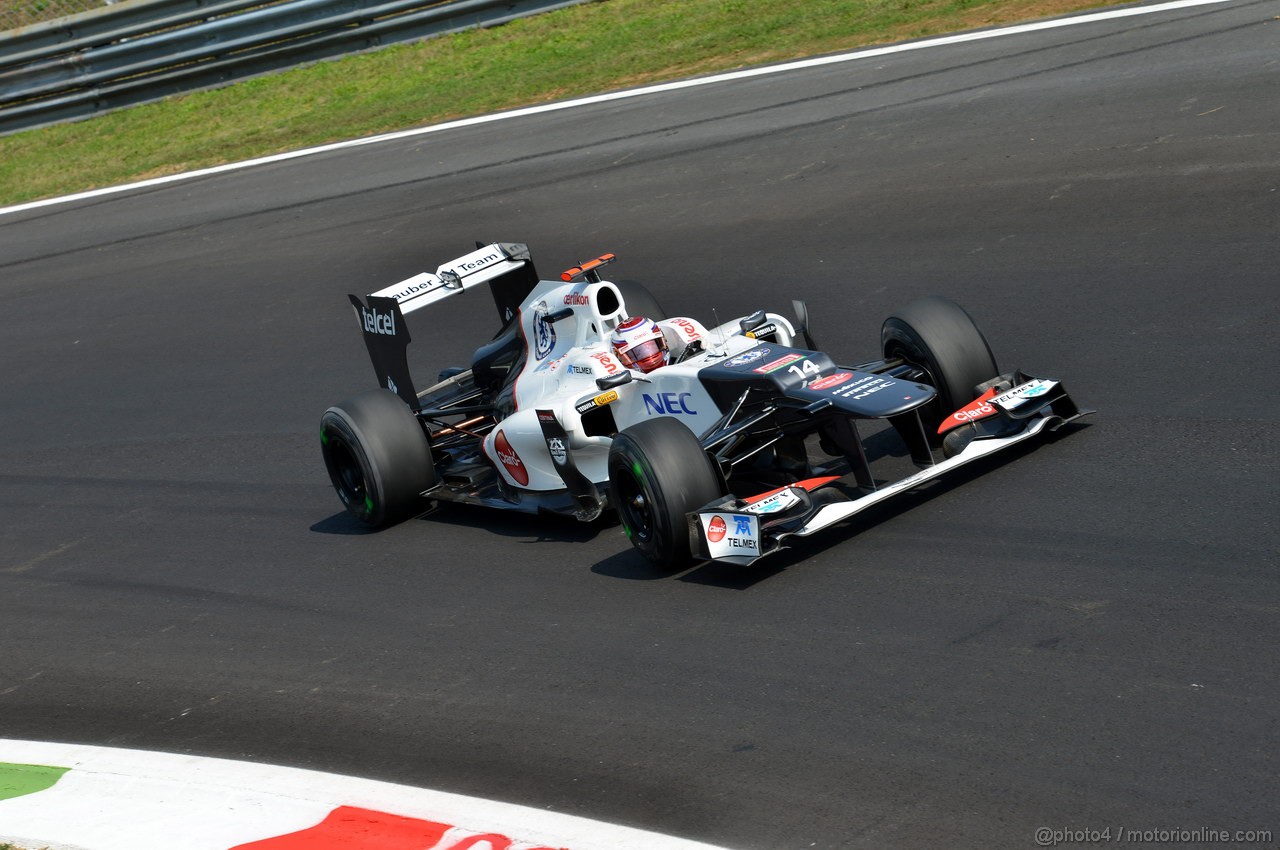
1,1 -> 1278,847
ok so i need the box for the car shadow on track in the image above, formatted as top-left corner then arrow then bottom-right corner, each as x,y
591,421 -> 1092,587
418,502 -> 615,544
310,511 -> 381,535
310,501 -> 613,542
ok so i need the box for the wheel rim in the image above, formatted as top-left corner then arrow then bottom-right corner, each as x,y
616,467 -> 654,542
887,340 -> 938,388
327,435 -> 371,514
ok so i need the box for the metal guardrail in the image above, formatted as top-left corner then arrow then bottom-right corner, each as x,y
0,0 -> 595,135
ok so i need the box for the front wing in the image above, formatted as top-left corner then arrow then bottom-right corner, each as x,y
688,376 -> 1092,566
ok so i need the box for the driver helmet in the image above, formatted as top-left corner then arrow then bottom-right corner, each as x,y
611,316 -> 669,373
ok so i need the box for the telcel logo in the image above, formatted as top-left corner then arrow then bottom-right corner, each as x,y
643,392 -> 696,416
361,306 -> 396,336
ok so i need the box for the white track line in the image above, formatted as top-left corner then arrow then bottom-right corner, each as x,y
0,739 -> 732,850
0,0 -> 1236,219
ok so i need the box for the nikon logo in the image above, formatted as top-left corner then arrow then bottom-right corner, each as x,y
361,306 -> 396,336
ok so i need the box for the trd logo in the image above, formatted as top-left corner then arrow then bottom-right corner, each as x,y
643,392 -> 696,416
361,306 -> 396,335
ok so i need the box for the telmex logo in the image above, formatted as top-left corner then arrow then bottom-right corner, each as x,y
749,489 -> 799,514
991,379 -> 1053,408
643,392 -> 696,416
361,306 -> 396,336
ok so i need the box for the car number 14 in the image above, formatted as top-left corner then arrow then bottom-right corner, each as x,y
789,360 -> 821,382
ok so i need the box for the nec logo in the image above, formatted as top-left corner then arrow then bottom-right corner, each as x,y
643,392 -> 696,416
360,306 -> 396,336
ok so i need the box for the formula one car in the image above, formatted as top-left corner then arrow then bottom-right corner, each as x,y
321,242 -> 1091,566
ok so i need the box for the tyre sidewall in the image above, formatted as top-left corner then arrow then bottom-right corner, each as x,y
320,390 -> 435,527
608,417 -> 723,568
882,297 -> 998,418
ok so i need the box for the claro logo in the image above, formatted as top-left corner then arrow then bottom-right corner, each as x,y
938,387 -> 1000,435
360,306 -> 397,336
493,430 -> 529,485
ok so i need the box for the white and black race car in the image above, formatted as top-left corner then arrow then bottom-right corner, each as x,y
321,242 -> 1091,567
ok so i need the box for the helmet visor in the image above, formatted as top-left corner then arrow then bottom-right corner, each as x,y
618,338 -> 664,369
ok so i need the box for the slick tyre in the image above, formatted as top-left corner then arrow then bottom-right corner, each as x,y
608,417 -> 724,569
320,389 -> 437,527
882,296 -> 998,434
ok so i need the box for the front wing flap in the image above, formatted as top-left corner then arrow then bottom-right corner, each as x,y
688,375 -> 1092,566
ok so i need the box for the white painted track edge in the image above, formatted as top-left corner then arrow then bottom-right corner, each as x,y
0,0 -> 1236,218
0,738 -> 734,850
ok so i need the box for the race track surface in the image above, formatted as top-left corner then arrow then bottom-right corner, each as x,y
1,1 -> 1277,847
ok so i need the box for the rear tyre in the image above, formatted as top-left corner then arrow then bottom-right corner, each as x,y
613,279 -> 667,321
320,389 -> 437,527
882,296 -> 999,434
608,417 -> 724,568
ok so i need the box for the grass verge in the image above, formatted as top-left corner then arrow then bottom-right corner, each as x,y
0,0 -> 1113,206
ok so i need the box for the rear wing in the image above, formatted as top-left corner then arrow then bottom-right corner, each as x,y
347,242 -> 538,406
367,242 -> 537,322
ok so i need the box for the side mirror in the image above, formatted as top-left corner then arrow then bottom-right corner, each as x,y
739,310 -> 768,333
596,371 -> 633,391
792,299 -> 819,350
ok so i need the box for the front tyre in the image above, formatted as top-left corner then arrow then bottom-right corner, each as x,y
882,296 -> 999,433
608,417 -> 724,568
320,389 -> 437,527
